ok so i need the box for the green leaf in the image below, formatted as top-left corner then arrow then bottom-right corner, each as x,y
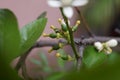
20,18 -> 47,53
0,9 -> 20,63
82,46 -> 107,68
105,52 -> 120,65
64,60 -> 120,80
0,9 -> 22,80
46,72 -> 65,80
37,11 -> 47,19
30,58 -> 41,66
0,58 -> 22,80
38,53 -> 48,66
85,0 -> 114,27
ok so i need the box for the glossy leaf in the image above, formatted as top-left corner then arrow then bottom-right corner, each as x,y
20,18 -> 47,54
0,9 -> 20,63
82,46 -> 107,68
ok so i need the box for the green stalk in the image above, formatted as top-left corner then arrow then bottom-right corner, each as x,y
60,8 -> 79,61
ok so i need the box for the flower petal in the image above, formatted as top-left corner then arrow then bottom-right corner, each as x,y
63,7 -> 73,18
72,0 -> 88,6
47,0 -> 62,7
94,42 -> 103,51
106,39 -> 118,47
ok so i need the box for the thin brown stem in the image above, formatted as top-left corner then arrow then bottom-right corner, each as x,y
77,45 -> 84,70
21,61 -> 30,80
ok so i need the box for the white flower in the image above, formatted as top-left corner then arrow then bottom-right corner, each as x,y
47,0 -> 88,18
106,39 -> 118,47
94,39 -> 118,55
94,42 -> 103,52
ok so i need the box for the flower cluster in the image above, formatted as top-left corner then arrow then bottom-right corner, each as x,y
47,0 -> 88,18
43,18 -> 80,60
94,39 -> 118,54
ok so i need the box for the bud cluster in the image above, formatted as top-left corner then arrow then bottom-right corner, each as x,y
56,53 -> 74,61
43,18 -> 80,53
43,18 -> 80,60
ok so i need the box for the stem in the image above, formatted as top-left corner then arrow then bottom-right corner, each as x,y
60,8 -> 79,62
15,46 -> 34,71
77,45 -> 84,70
75,7 -> 95,37
21,61 -> 30,80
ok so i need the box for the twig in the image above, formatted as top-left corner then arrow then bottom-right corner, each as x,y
15,36 -> 120,72
15,39 -> 67,71
75,7 -> 95,37
74,36 -> 120,45
15,46 -> 34,71
21,61 -> 30,80
77,45 -> 84,70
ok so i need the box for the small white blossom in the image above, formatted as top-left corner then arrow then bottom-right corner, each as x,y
94,39 -> 118,55
94,42 -> 103,52
47,0 -> 88,18
106,39 -> 118,47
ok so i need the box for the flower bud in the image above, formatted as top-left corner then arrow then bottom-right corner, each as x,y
49,33 -> 57,38
72,20 -> 80,32
106,39 -> 118,47
58,18 -> 70,25
56,53 -> 61,57
94,42 -> 103,51
43,33 -> 49,37
68,55 -> 74,61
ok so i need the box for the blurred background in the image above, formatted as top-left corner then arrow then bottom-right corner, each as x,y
0,0 -> 120,79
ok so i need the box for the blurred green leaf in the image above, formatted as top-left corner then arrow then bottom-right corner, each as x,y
30,58 -> 41,66
64,60 -> 120,80
46,72 -> 65,80
86,0 -> 114,27
20,18 -> 47,54
105,52 -> 120,64
57,49 -> 66,69
82,46 -> 107,68
42,66 -> 52,73
0,9 -> 22,80
38,53 -> 48,66
38,53 -> 53,72
0,9 -> 20,63
0,58 -> 22,80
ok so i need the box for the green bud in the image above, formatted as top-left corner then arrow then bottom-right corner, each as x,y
49,33 -> 57,38
61,56 -> 68,60
61,24 -> 68,32
54,28 -> 61,33
72,26 -> 78,32
52,44 -> 60,50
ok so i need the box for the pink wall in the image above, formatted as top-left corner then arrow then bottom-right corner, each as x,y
0,0 -> 61,33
